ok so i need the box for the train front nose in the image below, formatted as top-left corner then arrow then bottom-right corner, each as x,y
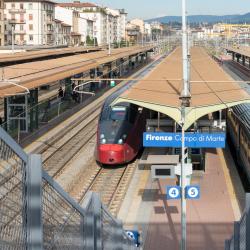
99,144 -> 125,164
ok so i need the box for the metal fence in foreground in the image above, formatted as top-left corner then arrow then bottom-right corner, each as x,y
0,126 -> 136,250
225,194 -> 250,250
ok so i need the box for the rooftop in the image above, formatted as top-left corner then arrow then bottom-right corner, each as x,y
4,0 -> 55,3
57,1 -> 97,8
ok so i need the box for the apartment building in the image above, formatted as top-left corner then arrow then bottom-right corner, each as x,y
4,0 -> 55,45
105,8 -> 126,44
0,0 -> 4,46
125,22 -> 140,43
130,18 -> 145,34
58,1 -> 126,45
79,13 -> 94,44
144,22 -> 152,40
54,19 -> 71,45
106,8 -> 118,44
213,23 -> 250,39
58,2 -> 107,45
118,9 -> 127,42
55,6 -> 94,46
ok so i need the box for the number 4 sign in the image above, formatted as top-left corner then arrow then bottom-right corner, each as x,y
185,186 -> 200,199
166,186 -> 181,200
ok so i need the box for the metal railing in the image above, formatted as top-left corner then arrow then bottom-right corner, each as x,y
225,193 -> 250,250
0,126 -> 136,249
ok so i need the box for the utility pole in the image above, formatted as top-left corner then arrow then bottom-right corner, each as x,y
11,25 -> 14,53
180,0 -> 191,249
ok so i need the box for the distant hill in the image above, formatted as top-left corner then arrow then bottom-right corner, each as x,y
146,13 -> 250,24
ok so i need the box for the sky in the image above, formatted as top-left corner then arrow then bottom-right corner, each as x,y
57,0 -> 250,20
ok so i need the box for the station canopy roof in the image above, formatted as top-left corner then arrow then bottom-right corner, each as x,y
113,47 -> 250,130
0,46 -> 152,97
225,46 -> 250,58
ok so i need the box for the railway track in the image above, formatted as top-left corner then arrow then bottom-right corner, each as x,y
69,158 -> 137,216
42,113 -> 99,178
224,60 -> 250,81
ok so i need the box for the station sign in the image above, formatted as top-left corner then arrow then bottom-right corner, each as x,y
185,185 -> 200,199
166,186 -> 181,200
143,132 -> 226,148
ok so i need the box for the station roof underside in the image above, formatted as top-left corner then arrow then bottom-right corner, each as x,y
0,46 -> 153,97
225,46 -> 250,58
113,47 -> 250,130
0,46 -> 103,64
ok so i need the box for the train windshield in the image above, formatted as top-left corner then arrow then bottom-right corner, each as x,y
110,106 -> 128,121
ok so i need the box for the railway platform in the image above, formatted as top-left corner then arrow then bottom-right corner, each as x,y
1,45 -> 156,145
118,146 -> 245,249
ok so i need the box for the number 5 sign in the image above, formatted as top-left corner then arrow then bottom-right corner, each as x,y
185,186 -> 200,199
166,186 -> 181,200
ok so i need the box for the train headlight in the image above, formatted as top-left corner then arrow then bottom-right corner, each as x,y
101,138 -> 106,144
118,139 -> 123,144
122,134 -> 127,140
100,134 -> 105,139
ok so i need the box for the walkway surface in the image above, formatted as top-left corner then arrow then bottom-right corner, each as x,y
118,146 -> 244,250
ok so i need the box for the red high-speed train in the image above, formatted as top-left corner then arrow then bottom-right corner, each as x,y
95,91 -> 146,165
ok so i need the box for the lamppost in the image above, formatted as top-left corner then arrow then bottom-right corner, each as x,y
180,0 -> 191,249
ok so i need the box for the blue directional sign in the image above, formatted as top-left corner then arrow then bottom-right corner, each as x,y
166,186 -> 181,200
143,132 -> 226,148
185,186 -> 200,199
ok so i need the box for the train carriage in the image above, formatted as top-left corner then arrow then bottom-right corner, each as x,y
227,104 -> 250,182
95,86 -> 146,165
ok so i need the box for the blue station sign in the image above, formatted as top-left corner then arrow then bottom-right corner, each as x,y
143,132 -> 226,148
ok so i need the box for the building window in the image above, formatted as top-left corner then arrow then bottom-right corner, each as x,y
11,3 -> 15,9
29,14 -> 33,20
11,14 -> 15,20
20,3 -> 24,9
29,35 -> 33,41
29,3 -> 33,9
20,14 -> 24,21
20,25 -> 23,31
29,24 -> 33,31
20,34 -> 24,41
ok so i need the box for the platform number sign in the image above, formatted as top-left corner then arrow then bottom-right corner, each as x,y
185,186 -> 200,199
125,230 -> 140,247
166,186 -> 181,200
